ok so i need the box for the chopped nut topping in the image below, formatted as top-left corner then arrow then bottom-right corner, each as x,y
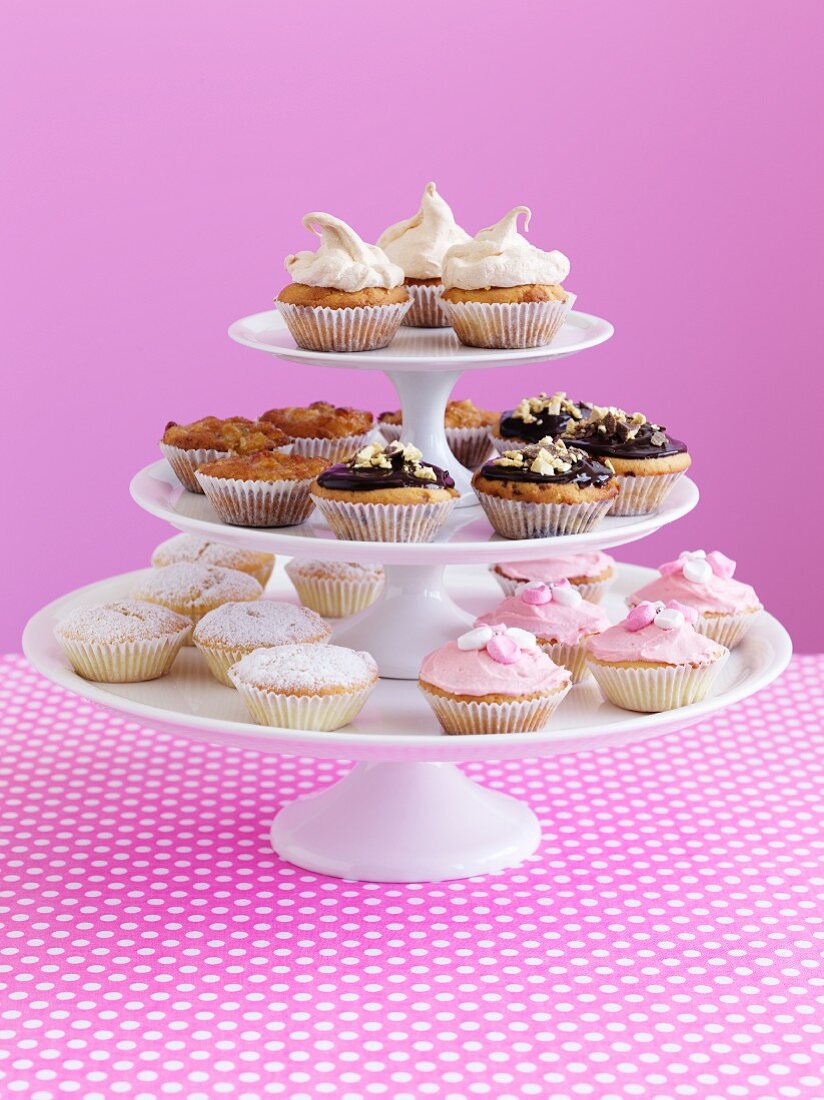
491,436 -> 589,476
349,440 -> 439,480
511,391 -> 585,425
566,405 -> 667,445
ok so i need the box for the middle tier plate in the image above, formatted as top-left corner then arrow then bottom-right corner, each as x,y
131,459 -> 699,565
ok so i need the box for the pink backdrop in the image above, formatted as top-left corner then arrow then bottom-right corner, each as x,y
2,0 -> 822,650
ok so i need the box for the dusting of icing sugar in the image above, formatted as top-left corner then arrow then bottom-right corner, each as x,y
55,601 -> 191,644
230,644 -> 378,695
285,559 -> 384,583
151,534 -> 273,574
193,601 -> 331,648
132,563 -> 262,610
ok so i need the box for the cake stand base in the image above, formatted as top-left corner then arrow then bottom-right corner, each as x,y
332,564 -> 474,680
269,761 -> 541,882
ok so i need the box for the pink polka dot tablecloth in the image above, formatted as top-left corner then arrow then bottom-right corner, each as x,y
1,654 -> 823,1100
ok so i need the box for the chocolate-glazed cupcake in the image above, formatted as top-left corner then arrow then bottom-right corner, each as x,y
310,441 -> 460,543
565,406 -> 691,516
490,392 -> 590,454
472,437 -> 619,539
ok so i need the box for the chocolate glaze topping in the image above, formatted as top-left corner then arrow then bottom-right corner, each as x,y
479,441 -> 614,489
569,420 -> 687,459
499,400 -> 591,442
316,442 -> 455,492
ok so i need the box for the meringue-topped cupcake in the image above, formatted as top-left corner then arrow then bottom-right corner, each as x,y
627,550 -> 762,649
440,207 -> 574,348
276,213 -> 411,352
565,406 -> 691,516
491,392 -> 590,453
585,601 -> 729,712
490,550 -> 616,603
476,579 -> 611,682
377,182 -> 471,327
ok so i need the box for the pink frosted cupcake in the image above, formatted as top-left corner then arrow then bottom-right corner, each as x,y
476,580 -> 611,682
419,624 -> 571,735
491,550 -> 615,603
627,550 -> 762,650
585,601 -> 729,712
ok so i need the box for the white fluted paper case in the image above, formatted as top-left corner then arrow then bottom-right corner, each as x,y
586,653 -> 729,713
695,610 -> 760,650
285,571 -> 385,619
537,640 -> 591,683
231,680 -> 376,732
476,491 -> 614,539
277,299 -> 411,353
196,471 -> 316,528
419,683 -> 571,735
289,433 -> 373,464
160,443 -> 230,494
311,495 -> 456,543
377,422 -> 403,444
609,471 -> 686,516
403,283 -> 450,328
378,423 -> 492,468
56,630 -> 189,683
491,569 -> 613,604
440,293 -> 575,350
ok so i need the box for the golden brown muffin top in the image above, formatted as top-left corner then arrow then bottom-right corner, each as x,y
277,283 -> 409,309
197,451 -> 327,483
161,416 -> 290,453
378,399 -> 497,430
260,401 -> 373,440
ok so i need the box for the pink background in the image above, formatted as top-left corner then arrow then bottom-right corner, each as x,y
2,0 -> 822,651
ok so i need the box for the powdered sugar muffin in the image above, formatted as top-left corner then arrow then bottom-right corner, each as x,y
419,624 -> 571,735
132,563 -> 262,630
476,580 -> 611,682
159,417 -> 291,493
491,551 -> 616,603
54,600 -> 191,682
230,644 -> 379,731
260,402 -> 374,463
378,399 -> 497,468
151,533 -> 275,588
627,550 -> 762,649
285,559 -> 385,619
585,601 -> 729,712
193,600 -> 332,685
196,452 -> 326,528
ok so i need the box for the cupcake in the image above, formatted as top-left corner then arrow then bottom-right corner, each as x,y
285,559 -> 385,619
55,600 -> 191,682
132,563 -> 262,630
310,441 -> 459,543
491,551 -> 616,603
376,182 -> 471,327
627,550 -> 762,649
476,580 -> 611,682
260,401 -> 374,463
490,392 -> 590,454
378,399 -> 497,468
229,644 -> 379,731
195,452 -> 326,528
419,623 -> 572,735
585,601 -> 729,712
276,213 -> 411,352
439,207 -> 574,349
193,600 -> 332,686
159,417 -> 291,493
473,438 -> 619,539
151,533 -> 276,588
566,406 -> 691,516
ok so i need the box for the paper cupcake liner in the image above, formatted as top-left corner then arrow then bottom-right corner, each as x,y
403,283 -> 450,328
311,495 -> 456,543
196,472 -> 316,528
232,680 -> 376,731
696,611 -> 760,650
284,568 -> 385,619
445,426 -> 495,468
440,293 -> 576,350
195,637 -> 329,686
587,653 -> 729,713
536,639 -> 591,683
277,299 -> 411,353
609,470 -> 686,516
56,630 -> 189,683
289,433 -> 373,464
419,683 -> 570,735
489,433 -> 530,456
490,568 -> 612,604
377,422 -> 403,444
476,491 -> 614,539
160,443 -> 230,494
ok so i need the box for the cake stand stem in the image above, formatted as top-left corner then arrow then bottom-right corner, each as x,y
385,368 -> 475,504
270,761 -> 541,882
331,563 -> 474,680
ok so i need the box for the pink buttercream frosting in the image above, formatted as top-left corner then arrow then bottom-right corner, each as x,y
496,551 -> 614,583
586,615 -> 725,666
477,592 -> 611,647
420,641 -> 570,697
630,569 -> 760,616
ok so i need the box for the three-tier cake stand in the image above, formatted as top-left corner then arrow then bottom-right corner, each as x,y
23,310 -> 792,882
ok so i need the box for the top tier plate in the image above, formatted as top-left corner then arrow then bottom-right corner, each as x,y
228,309 -> 614,371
